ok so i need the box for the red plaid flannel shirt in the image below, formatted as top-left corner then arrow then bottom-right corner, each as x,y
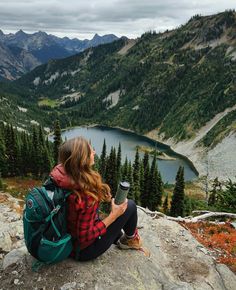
50,164 -> 107,252
67,193 -> 107,250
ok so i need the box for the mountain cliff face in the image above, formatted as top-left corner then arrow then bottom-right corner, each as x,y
0,30 -> 120,80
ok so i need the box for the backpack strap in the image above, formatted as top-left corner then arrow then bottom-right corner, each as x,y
31,189 -> 50,217
45,205 -> 62,238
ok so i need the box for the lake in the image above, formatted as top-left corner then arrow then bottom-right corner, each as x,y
60,125 -> 198,184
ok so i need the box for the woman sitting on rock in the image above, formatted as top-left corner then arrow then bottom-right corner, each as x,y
50,137 -> 149,261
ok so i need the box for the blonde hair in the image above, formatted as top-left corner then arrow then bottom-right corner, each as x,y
58,137 -> 110,202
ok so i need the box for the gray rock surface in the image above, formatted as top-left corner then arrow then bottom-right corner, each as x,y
3,246 -> 27,270
0,196 -> 235,290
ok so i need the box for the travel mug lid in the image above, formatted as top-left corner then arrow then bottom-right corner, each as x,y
119,181 -> 130,190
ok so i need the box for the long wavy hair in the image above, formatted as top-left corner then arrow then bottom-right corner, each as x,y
58,137 -> 111,202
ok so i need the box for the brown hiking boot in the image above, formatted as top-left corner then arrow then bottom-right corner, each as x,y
117,231 -> 143,250
117,229 -> 151,257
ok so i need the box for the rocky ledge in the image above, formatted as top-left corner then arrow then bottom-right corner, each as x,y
0,192 -> 235,290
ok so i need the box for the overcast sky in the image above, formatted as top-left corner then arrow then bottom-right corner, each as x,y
0,0 -> 235,40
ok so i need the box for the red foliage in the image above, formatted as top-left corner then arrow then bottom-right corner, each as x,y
180,221 -> 236,274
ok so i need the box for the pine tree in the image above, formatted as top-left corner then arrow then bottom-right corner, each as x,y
99,139 -> 107,179
0,126 -> 7,177
140,155 -> 150,208
116,142 -> 122,183
170,166 -> 185,217
122,157 -> 128,180
163,194 -> 169,214
0,173 -> 3,190
156,171 -> 164,207
139,162 -> 144,202
31,126 -> 40,177
105,147 -> 117,196
148,154 -> 163,211
53,120 -> 62,165
41,147 -> 52,177
127,161 -> 134,200
5,125 -> 19,176
133,148 -> 140,204
143,151 -> 149,170
183,196 -> 192,216
208,177 -> 222,206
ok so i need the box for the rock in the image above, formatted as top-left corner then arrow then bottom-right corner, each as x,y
0,231 -> 12,252
3,246 -> 27,269
14,278 -> 19,285
215,264 -> 236,290
0,200 -> 235,290
60,282 -> 77,290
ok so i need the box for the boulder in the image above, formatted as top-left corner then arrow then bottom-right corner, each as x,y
3,246 -> 28,270
0,207 -> 235,290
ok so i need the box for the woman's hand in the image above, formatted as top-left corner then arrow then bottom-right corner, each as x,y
102,198 -> 128,228
110,198 -> 128,219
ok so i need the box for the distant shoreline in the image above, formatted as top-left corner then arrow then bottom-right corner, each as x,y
50,123 -> 199,177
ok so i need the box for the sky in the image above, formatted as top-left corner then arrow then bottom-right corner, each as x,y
0,0 -> 235,40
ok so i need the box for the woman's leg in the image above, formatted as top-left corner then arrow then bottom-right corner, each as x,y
78,199 -> 137,261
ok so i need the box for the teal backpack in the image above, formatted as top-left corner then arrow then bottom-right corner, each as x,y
23,177 -> 74,270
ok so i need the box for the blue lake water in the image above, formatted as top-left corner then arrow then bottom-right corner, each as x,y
59,125 -> 198,184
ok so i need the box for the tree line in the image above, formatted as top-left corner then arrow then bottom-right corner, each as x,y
0,120 -> 61,178
0,120 -> 189,216
0,120 -> 203,216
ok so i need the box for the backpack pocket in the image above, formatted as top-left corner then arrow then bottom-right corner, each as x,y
38,234 -> 73,263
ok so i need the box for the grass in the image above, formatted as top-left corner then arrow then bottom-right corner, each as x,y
38,98 -> 59,107
3,177 -> 42,200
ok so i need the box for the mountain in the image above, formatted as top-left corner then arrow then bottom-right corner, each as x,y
0,30 -> 120,80
0,41 -> 40,80
1,10 -> 236,179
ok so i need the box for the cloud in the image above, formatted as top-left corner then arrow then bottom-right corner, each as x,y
0,0 -> 235,39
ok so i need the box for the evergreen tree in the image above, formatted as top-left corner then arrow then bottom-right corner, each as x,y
127,161 -> 134,200
116,142 -> 122,183
31,126 -> 40,177
148,154 -> 163,211
156,171 -> 164,207
133,148 -> 140,204
99,139 -> 107,179
0,126 -> 7,177
140,156 -> 150,208
208,177 -> 222,206
41,147 -> 52,177
105,147 -> 118,196
183,196 -> 193,216
139,162 -> 144,202
163,193 -> 169,214
143,151 -> 149,170
122,157 -> 128,180
5,125 -> 19,176
170,166 -> 185,217
38,126 -> 46,147
53,120 -> 62,164
0,174 -> 3,190
223,180 -> 236,212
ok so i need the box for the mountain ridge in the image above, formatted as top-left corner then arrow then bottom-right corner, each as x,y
1,10 -> 236,180
0,30 -> 121,80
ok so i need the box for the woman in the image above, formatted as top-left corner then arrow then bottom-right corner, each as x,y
50,136 -> 149,261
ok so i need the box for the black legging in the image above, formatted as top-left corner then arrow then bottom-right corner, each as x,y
77,199 -> 138,261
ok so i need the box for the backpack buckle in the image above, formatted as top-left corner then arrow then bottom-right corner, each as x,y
52,205 -> 61,214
